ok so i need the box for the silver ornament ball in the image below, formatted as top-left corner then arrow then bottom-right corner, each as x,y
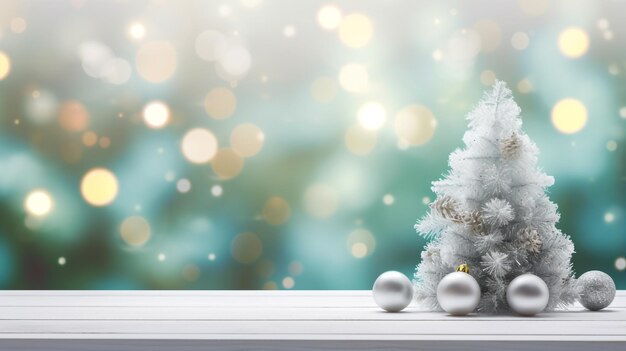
576,270 -> 615,311
372,271 -> 414,312
436,272 -> 481,316
506,273 -> 549,316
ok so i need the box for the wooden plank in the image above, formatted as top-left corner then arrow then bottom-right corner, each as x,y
0,293 -> 623,308
0,291 -> 623,343
0,306 -> 624,321
3,334 -> 626,342
0,319 -> 625,337
0,290 -> 622,296
0,340 -> 624,351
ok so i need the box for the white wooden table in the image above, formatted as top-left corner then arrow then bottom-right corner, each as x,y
0,290 -> 624,350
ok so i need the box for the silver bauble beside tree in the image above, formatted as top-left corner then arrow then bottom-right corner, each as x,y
414,81 -> 577,313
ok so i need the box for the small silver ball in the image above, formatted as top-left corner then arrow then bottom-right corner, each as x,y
576,270 -> 616,311
436,272 -> 480,316
372,271 -> 413,312
506,273 -> 549,316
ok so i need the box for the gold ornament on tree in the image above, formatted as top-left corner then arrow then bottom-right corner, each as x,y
456,263 -> 470,273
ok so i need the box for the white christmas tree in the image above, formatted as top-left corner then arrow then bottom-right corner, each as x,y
414,81 -> 577,313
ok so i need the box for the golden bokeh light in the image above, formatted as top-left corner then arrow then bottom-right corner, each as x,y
283,25 -> 296,38
351,243 -> 368,258
136,41 -> 177,83
282,276 -> 295,289
142,101 -> 170,129
230,123 -> 265,158
558,27 -> 589,58
99,136 -> 111,149
24,189 -> 54,217
10,17 -> 27,33
517,78 -> 533,94
518,0 -> 552,16
218,4 -> 233,17
347,228 -> 376,259
511,31 -> 530,50
58,101 -> 89,132
181,128 -> 218,164
263,281 -> 278,290
183,264 -> 201,282
262,196 -> 291,225
394,105 -> 437,146
382,194 -> 395,205
82,131 -> 98,147
211,185 -> 223,197
128,22 -> 146,40
345,124 -> 377,155
473,20 -> 502,52
303,183 -> 339,219
120,216 -> 151,247
80,168 -> 119,206
432,49 -> 443,61
211,148 -> 245,179
317,5 -> 342,30
204,87 -> 237,119
176,178 -> 191,193
25,90 -> 58,124
288,261 -> 303,276
551,98 -> 587,134
231,232 -> 262,264
606,140 -> 617,152
311,76 -> 338,103
9,17 -> 28,34
338,63 -> 369,93
480,70 -> 497,86
0,52 -> 10,80
615,257 -> 626,271
338,13 -> 373,48
357,101 -> 386,131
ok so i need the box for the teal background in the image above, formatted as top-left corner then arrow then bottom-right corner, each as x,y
0,0 -> 624,289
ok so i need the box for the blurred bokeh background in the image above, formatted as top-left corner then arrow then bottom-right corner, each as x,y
0,0 -> 624,290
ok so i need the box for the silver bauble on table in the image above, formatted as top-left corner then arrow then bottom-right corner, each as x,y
437,271 -> 481,315
576,270 -> 616,311
506,273 -> 549,316
372,271 -> 414,312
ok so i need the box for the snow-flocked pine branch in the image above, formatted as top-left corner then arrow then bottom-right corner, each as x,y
413,81 -> 577,313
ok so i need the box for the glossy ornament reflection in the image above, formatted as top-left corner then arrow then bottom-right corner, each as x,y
437,271 -> 480,316
372,271 -> 413,312
506,273 -> 549,316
